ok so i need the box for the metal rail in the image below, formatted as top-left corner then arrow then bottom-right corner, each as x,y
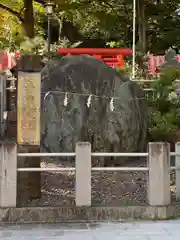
91,167 -> 148,171
17,167 -> 75,172
131,79 -> 180,83
170,166 -> 180,170
17,153 -> 76,157
91,152 -> 148,157
17,152 -> 178,157
171,166 -> 176,170
17,166 -> 149,172
17,165 -> 179,172
170,152 -> 176,156
16,151 -> 180,172
18,152 -> 148,157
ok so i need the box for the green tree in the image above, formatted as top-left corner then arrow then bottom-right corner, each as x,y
0,0 -> 45,38
1,0 -> 180,54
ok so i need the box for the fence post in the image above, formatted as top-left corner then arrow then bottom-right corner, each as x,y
148,142 -> 170,205
175,142 -> 180,200
75,142 -> 91,206
0,142 -> 17,207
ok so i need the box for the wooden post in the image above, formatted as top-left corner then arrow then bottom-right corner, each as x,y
148,142 -> 170,206
75,142 -> 91,206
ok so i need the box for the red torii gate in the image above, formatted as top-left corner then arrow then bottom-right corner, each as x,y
0,48 -> 133,71
57,48 -> 133,68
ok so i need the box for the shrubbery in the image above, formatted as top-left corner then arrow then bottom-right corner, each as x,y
116,64 -> 180,142
148,68 -> 180,142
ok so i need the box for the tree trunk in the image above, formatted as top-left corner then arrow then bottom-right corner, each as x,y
23,0 -> 35,38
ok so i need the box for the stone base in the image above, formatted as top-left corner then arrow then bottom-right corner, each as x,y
0,205 -> 180,223
17,146 -> 41,205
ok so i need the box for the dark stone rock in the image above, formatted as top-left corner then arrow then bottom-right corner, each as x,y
41,55 -> 148,165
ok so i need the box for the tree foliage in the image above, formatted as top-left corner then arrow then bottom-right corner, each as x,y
148,68 -> 180,141
0,0 -> 180,54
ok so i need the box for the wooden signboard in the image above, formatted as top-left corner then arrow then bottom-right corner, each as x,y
17,72 -> 41,145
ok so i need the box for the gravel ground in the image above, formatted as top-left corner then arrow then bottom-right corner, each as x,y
26,158 -> 177,207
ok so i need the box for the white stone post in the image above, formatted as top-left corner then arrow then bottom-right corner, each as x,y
0,143 -> 17,207
75,142 -> 91,206
175,142 -> 180,200
148,142 -> 170,206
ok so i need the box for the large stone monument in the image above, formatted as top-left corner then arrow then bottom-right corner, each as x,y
41,55 -> 148,165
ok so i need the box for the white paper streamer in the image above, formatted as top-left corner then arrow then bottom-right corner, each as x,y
44,91 -> 50,100
64,93 -> 68,106
87,94 -> 92,108
132,180 -> 135,185
110,98 -> 115,111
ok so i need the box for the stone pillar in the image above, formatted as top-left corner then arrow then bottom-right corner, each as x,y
17,55 -> 41,205
17,145 -> 41,205
75,142 -> 91,206
0,142 -> 17,207
175,142 -> 180,200
148,142 -> 170,206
